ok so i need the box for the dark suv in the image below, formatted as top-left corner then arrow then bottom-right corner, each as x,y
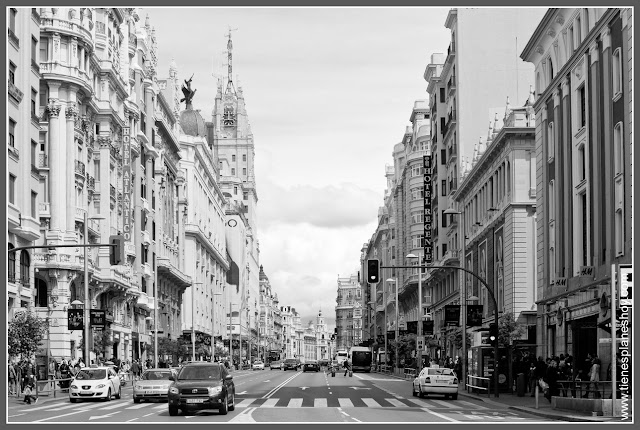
167,362 -> 235,416
282,358 -> 299,371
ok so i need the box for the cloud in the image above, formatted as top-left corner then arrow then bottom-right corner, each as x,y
258,180 -> 382,229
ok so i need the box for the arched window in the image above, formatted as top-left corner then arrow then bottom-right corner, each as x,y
70,282 -> 78,303
20,251 -> 30,285
8,243 -> 16,282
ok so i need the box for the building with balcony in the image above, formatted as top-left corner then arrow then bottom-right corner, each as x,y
453,93 -> 538,355
258,265 -> 281,361
335,274 -> 362,351
7,7 -> 42,320
521,8 -> 633,374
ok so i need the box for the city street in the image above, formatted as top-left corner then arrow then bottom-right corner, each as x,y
8,369 -> 552,423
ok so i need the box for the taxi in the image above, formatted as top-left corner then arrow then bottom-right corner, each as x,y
412,365 -> 458,400
252,361 -> 265,371
69,367 -> 122,402
133,368 -> 174,403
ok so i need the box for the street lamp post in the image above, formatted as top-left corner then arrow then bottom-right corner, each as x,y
406,254 -> 423,372
84,212 -> 105,366
387,278 -> 399,372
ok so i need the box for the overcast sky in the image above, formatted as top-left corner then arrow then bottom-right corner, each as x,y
146,7 -> 452,329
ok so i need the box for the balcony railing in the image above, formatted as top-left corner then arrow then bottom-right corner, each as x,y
87,175 -> 95,191
110,185 -> 116,200
8,79 -> 23,104
40,17 -> 92,42
75,159 -> 85,176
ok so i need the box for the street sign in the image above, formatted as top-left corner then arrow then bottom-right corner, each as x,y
90,309 -> 106,328
68,309 -> 83,330
416,336 -> 424,351
444,305 -> 461,325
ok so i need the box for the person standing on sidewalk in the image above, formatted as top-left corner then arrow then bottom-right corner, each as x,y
9,360 -> 17,396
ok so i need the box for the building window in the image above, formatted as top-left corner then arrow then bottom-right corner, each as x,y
575,16 -> 582,46
242,168 -> 247,176
232,154 -> 236,162
9,62 -> 16,84
40,38 -> 48,62
441,210 -> 447,228
410,186 -> 423,201
614,122 -> 624,177
234,186 -> 238,195
231,168 -> 235,176
9,174 -> 16,204
243,154 -> 246,162
9,119 -> 16,148
20,252 -> 30,285
549,58 -> 554,80
31,37 -> 38,63
439,87 -> 445,103
441,180 -> 446,196
10,8 -> 17,33
580,192 -> 588,266
548,180 -> 555,222
612,47 -> 622,98
578,144 -> 586,182
441,149 -> 446,163
614,122 -> 624,256
36,278 -> 47,307
31,89 -> 37,117
578,85 -> 586,129
243,192 -> 248,201
547,122 -> 554,161
8,244 -> 16,282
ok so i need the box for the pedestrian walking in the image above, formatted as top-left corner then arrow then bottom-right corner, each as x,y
9,360 -> 17,396
59,359 -> 70,389
22,381 -> 38,404
15,361 -> 23,396
131,360 -> 140,380
343,357 -> 352,377
585,355 -> 601,398
528,361 -> 537,396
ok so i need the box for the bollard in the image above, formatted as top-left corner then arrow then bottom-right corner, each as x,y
535,385 -> 539,409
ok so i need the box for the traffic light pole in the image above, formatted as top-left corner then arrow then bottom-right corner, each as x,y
377,263 -> 500,398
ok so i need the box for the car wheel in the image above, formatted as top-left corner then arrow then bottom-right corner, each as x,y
228,391 -> 235,411
134,398 -> 141,404
168,405 -> 179,416
451,393 -> 458,400
115,386 -> 122,400
419,387 -> 426,398
412,385 -> 418,397
105,388 -> 112,401
219,393 -> 229,415
70,398 -> 78,403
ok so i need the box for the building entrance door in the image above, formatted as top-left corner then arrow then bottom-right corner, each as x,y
572,315 -> 598,377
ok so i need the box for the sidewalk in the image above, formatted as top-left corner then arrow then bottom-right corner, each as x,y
456,383 -> 621,422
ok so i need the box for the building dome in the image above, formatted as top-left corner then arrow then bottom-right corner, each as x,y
179,106 -> 206,137
259,265 -> 269,281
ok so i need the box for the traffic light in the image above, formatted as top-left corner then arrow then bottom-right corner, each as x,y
367,259 -> 380,283
488,323 -> 498,347
109,235 -> 125,265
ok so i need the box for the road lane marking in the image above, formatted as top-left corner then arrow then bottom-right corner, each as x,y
126,418 -> 139,422
286,398 -> 303,408
125,403 -> 149,409
262,372 -> 300,399
153,404 -> 167,410
338,398 -> 354,408
97,402 -> 126,410
430,399 -> 458,409
235,398 -> 257,408
43,403 -> 85,411
261,398 -> 278,407
385,398 -> 406,407
421,407 -> 459,422
8,413 -> 26,417
314,398 -> 327,408
18,401 -> 69,412
34,410 -> 88,422
457,400 -> 486,409
361,398 -> 381,407
44,402 -> 105,412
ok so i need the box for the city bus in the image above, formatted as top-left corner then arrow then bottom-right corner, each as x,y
349,346 -> 372,373
268,350 -> 281,364
335,350 -> 348,367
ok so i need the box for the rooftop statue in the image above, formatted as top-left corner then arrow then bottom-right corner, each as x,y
180,74 -> 197,106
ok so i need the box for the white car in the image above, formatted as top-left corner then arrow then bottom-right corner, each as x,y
412,366 -> 458,400
252,361 -> 265,371
269,361 -> 282,370
70,367 -> 122,402
133,368 -> 174,403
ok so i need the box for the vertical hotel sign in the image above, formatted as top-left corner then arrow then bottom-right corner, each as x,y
423,155 -> 433,263
122,127 -> 132,241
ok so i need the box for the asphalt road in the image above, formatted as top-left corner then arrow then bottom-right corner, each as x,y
7,368 -> 553,423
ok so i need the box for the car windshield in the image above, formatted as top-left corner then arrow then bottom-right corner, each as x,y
76,369 -> 106,380
426,368 -> 454,376
142,371 -> 172,380
254,362 -> 262,365
285,359 -> 296,363
177,366 -> 221,380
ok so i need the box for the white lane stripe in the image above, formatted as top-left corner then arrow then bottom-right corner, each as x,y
286,398 -> 303,408
34,410 -> 88,422
44,403 -> 90,411
125,403 -> 150,409
43,401 -> 106,412
261,398 -> 278,408
338,398 -> 354,408
402,398 -> 425,407
314,398 -> 327,408
385,398 -> 406,407
361,398 -> 381,407
18,401 -> 69,412
457,400 -> 486,410
153,404 -> 168,410
234,398 -> 255,408
430,399 -> 458,409
421,407 -> 459,422
97,402 -> 125,410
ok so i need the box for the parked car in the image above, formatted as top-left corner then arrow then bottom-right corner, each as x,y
252,361 -> 265,371
269,361 -> 282,370
282,358 -> 300,371
412,366 -> 458,400
133,368 -> 174,403
69,367 -> 122,402
318,359 -> 329,368
303,360 -> 320,372
167,362 -> 235,416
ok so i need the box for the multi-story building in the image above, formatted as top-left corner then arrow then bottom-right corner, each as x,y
8,7 -> 42,320
258,265 -> 280,360
453,93 -> 538,362
521,8 -> 633,374
314,309 -> 330,361
303,322 -> 316,362
422,7 -> 544,360
335,274 -> 362,351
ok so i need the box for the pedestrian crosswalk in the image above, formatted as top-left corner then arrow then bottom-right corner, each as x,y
17,397 -> 488,414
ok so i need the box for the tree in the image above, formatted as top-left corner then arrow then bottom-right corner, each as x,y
8,311 -> 49,360
80,327 -> 114,359
498,312 -> 525,392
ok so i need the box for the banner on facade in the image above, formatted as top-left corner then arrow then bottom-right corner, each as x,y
423,155 -> 433,264
68,309 -> 83,330
467,305 -> 483,327
90,309 -> 106,328
387,330 -> 395,340
444,305 -> 461,326
423,320 -> 434,335
122,127 -> 132,242
618,264 -> 632,307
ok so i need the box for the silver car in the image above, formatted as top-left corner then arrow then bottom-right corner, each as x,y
133,368 -> 175,403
